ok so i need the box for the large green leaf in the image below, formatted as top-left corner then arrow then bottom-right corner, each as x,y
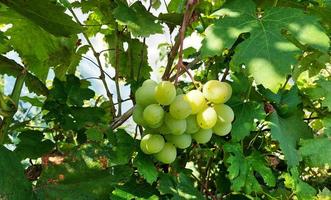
15,130 -> 55,159
224,143 -> 275,194
133,152 -> 158,184
0,0 -> 82,36
0,56 -> 48,96
231,101 -> 266,141
0,146 -> 34,200
110,177 -> 159,200
0,6 -> 80,81
105,34 -> 151,83
268,111 -> 313,167
299,137 -> 331,167
157,172 -> 204,199
305,77 -> 331,111
35,144 -> 132,199
201,0 -> 329,91
113,1 -> 163,37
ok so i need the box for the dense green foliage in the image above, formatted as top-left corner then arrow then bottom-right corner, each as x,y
0,0 -> 330,199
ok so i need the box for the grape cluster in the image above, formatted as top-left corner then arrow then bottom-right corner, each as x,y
133,79 -> 234,164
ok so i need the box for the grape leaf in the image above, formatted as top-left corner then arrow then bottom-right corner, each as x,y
133,152 -> 158,184
231,101 -> 266,141
85,127 -> 104,142
299,137 -> 331,167
323,116 -> 331,137
0,0 -> 82,37
268,111 -> 313,167
224,143 -> 275,194
35,144 -> 132,199
305,77 -> 331,111
0,7 -> 80,81
157,173 -> 204,199
105,34 -> 151,83
110,177 -> 159,200
108,129 -> 137,166
0,146 -> 34,200
113,1 -> 162,37
15,130 -> 55,159
282,168 -> 317,200
0,56 -> 48,96
201,0 -> 329,91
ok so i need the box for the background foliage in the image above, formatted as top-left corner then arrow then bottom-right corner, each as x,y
0,0 -> 330,199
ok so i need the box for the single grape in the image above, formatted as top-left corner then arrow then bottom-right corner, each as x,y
214,104 -> 234,123
142,79 -> 157,87
154,143 -> 177,164
164,113 -> 187,135
140,134 -> 165,154
165,134 -> 192,149
132,104 -> 146,126
155,81 -> 176,105
203,80 -> 232,104
169,94 -> 192,119
143,104 -> 164,128
159,123 -> 171,135
213,120 -> 232,136
135,84 -> 157,106
186,90 -> 207,114
197,107 -> 217,129
192,129 -> 212,144
186,115 -> 200,134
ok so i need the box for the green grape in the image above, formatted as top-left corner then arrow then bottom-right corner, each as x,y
214,104 -> 234,123
155,81 -> 176,105
164,113 -> 186,135
192,128 -> 212,144
154,143 -> 177,164
213,120 -> 232,136
203,80 -> 232,104
140,134 -> 165,154
159,123 -> 171,135
169,94 -> 192,119
132,104 -> 146,126
142,79 -> 157,87
176,88 -> 184,95
143,104 -> 164,128
165,134 -> 192,149
186,115 -> 200,134
148,120 -> 163,129
197,107 -> 217,129
186,90 -> 207,114
135,84 -> 157,106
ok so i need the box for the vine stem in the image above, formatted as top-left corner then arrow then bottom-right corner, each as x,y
0,68 -> 27,144
174,0 -> 199,85
114,25 -> 122,116
69,8 -> 116,119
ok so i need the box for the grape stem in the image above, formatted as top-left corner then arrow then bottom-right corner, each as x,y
174,0 -> 199,85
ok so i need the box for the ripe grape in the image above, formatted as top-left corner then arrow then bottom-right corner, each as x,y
214,104 -> 234,123
135,84 -> 157,106
213,120 -> 232,136
169,94 -> 192,119
186,115 -> 200,134
155,81 -> 176,105
192,128 -> 212,144
154,143 -> 177,164
186,90 -> 207,114
197,107 -> 217,129
143,104 -> 164,128
140,134 -> 165,154
165,134 -> 192,149
203,80 -> 232,104
159,123 -> 171,135
164,114 -> 187,135
132,104 -> 146,126
142,79 -> 157,87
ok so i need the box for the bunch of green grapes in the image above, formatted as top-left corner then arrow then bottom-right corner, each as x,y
133,79 -> 234,164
